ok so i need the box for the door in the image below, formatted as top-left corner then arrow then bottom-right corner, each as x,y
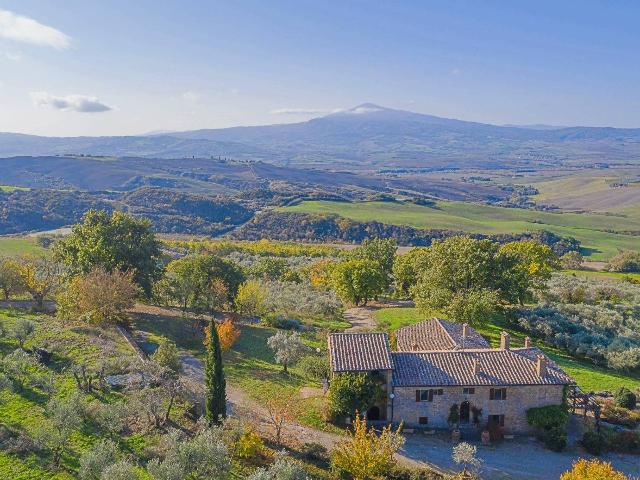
460,401 -> 470,424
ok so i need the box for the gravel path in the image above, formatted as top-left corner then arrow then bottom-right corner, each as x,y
344,307 -> 377,332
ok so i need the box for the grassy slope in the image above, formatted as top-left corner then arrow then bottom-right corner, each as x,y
373,307 -> 640,392
282,200 -> 640,260
0,238 -> 45,257
131,308 -> 340,434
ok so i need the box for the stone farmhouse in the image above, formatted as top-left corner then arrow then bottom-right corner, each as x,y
328,318 -> 574,434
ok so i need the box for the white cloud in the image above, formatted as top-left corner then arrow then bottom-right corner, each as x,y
0,9 -> 70,49
269,107 -> 338,115
181,91 -> 200,102
30,92 -> 112,113
2,51 -> 21,61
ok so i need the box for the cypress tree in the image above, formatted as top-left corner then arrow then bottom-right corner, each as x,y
204,318 -> 226,423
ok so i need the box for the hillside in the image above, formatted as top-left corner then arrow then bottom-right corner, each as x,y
2,104 -> 640,168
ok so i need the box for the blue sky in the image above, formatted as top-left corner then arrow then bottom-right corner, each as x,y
0,0 -> 638,136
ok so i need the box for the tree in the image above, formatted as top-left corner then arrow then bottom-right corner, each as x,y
267,331 -> 307,373
57,268 -> 139,325
351,238 -> 397,290
0,256 -> 24,301
11,318 -> 35,349
560,251 -> 583,270
331,414 -> 404,480
99,461 -> 138,480
205,318 -> 226,424
560,459 -> 628,480
1,348 -> 39,391
249,257 -> 291,281
306,258 -> 336,290
79,439 -> 119,480
263,390 -> 301,446
12,255 -> 63,311
235,279 -> 268,317
36,394 -> 85,466
205,319 -> 240,352
155,255 -> 243,313
331,259 -> 385,306
452,442 -> 482,476
53,210 -> 162,296
411,236 -> 524,323
614,387 -> 637,410
499,240 -> 559,304
392,247 -> 429,298
147,426 -> 230,480
248,451 -> 307,480
152,338 -> 182,373
606,251 -> 640,273
328,372 -> 381,420
444,288 -> 499,327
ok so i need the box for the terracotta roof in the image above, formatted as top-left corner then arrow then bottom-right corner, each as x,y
328,333 -> 393,372
391,348 -> 574,387
396,318 -> 489,352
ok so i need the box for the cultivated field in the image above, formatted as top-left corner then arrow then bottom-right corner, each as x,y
283,200 -> 640,260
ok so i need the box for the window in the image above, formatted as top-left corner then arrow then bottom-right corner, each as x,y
489,388 -> 507,400
415,389 -> 443,402
463,387 -> 475,395
416,389 -> 433,402
489,414 -> 505,427
418,416 -> 429,425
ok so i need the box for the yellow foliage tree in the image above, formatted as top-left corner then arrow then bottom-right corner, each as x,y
204,319 -> 241,351
13,255 -> 64,311
560,459 -> 628,480
331,413 -> 404,480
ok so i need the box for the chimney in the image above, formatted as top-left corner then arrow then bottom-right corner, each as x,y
524,336 -> 531,348
500,331 -> 510,350
462,323 -> 469,338
412,343 -> 419,351
472,357 -> 479,376
536,355 -> 547,377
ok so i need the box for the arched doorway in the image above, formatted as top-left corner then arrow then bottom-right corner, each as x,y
460,401 -> 470,424
366,406 -> 381,421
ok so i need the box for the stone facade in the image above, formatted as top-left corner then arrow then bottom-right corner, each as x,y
391,384 -> 565,433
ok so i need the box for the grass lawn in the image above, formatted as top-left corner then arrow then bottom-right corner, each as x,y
373,306 -> 640,392
563,269 -> 640,283
282,200 -> 640,260
0,185 -> 30,192
131,306 -> 341,434
0,237 -> 45,257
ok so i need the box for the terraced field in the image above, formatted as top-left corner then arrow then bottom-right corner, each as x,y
283,200 -> 640,260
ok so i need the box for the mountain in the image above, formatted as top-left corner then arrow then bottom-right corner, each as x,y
1,104 -> 639,168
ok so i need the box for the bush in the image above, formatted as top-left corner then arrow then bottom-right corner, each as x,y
298,355 -> 330,381
582,431 -> 605,455
614,387 -> 637,410
300,442 -> 328,462
152,338 -> 182,373
601,400 -> 640,427
606,251 -> 640,273
328,372 -> 382,421
526,405 -> 569,451
234,430 -> 264,459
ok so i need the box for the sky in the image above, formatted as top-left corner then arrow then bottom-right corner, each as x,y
0,0 -> 638,136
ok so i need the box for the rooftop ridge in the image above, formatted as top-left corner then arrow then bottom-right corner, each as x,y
433,317 -> 457,349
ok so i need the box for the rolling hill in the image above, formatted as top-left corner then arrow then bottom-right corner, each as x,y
2,104 -> 639,168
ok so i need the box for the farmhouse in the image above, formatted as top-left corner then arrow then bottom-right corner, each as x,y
328,318 -> 574,434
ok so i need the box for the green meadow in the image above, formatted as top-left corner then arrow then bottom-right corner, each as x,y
282,200 -> 640,260
0,237 -> 45,257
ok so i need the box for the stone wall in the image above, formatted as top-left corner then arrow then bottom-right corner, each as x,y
391,384 -> 565,433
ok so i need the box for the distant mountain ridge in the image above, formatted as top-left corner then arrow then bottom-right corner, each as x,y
2,104 -> 639,168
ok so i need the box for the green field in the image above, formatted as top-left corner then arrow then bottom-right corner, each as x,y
373,307 -> 640,392
0,185 -> 30,192
0,237 -> 45,256
282,200 -> 640,260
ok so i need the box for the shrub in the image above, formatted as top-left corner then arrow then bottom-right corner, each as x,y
610,430 -> 640,453
561,459 -> 628,480
298,355 -> 330,381
234,430 -> 264,459
601,400 -> 640,427
152,338 -> 182,373
581,431 -> 605,455
606,250 -> 640,273
526,405 -> 569,451
614,387 -> 637,410
300,442 -> 328,462
328,372 -> 381,421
